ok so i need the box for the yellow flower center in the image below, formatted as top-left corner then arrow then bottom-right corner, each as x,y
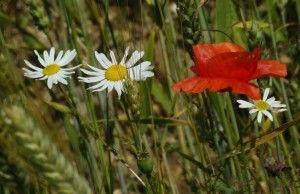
105,64 -> 127,81
255,100 -> 269,111
43,64 -> 61,76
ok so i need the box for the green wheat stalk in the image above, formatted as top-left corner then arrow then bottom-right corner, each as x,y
3,105 -> 92,194
177,0 -> 202,53
25,0 -> 49,31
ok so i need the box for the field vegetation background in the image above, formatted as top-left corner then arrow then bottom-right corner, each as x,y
0,0 -> 300,193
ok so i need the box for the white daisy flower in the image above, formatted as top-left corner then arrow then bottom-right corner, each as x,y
78,47 -> 154,97
23,47 -> 79,89
237,88 -> 287,123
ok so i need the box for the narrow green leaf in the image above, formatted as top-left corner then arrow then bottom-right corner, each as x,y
151,79 -> 172,114
215,0 -> 246,46
215,0 -> 237,42
178,152 -> 212,174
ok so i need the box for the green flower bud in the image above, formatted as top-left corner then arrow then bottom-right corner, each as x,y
137,152 -> 153,175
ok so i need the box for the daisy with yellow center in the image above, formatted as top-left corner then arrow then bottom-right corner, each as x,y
23,47 -> 79,89
237,88 -> 287,123
78,47 -> 154,97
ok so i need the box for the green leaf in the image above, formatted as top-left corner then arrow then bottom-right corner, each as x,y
140,31 -> 156,118
178,152 -> 212,174
215,0 -> 246,46
151,79 -> 172,114
215,0 -> 237,42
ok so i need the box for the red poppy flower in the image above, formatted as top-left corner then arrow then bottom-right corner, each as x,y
173,42 -> 287,100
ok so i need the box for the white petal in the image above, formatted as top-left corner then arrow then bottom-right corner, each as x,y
95,52 -> 112,69
262,110 -> 273,121
141,71 -> 154,79
269,101 -> 286,108
266,96 -> 275,104
114,81 -> 124,98
43,50 -> 50,65
57,50 -> 70,64
106,81 -> 114,92
51,74 -> 58,84
49,47 -> 55,63
81,68 -> 104,76
88,79 -> 107,90
34,50 -> 46,66
61,70 -> 75,75
110,50 -> 117,64
23,68 -> 37,74
47,77 -> 53,89
78,76 -> 104,83
263,88 -> 270,101
125,50 -> 144,68
120,47 -> 129,65
237,100 -> 254,108
86,64 -> 104,73
54,50 -> 64,63
58,77 -> 68,85
139,61 -> 153,71
24,60 -> 42,71
277,108 -> 287,112
39,76 -> 48,80
257,112 -> 263,123
92,84 -> 107,92
59,50 -> 76,66
249,109 -> 258,114
24,73 -> 43,79
128,64 -> 154,81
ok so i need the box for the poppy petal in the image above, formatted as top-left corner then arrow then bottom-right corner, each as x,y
172,76 -> 202,92
203,48 -> 260,79
173,77 -> 261,99
192,42 -> 246,72
227,80 -> 261,100
204,78 -> 261,99
251,60 -> 287,79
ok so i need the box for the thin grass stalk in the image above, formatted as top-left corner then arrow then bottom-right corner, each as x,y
195,1 -> 244,186
266,0 -> 300,148
265,1 -> 300,192
175,1 -> 215,188
58,1 -> 111,193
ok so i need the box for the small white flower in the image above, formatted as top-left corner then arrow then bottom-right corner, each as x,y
78,47 -> 154,97
23,47 -> 79,89
237,88 -> 287,123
